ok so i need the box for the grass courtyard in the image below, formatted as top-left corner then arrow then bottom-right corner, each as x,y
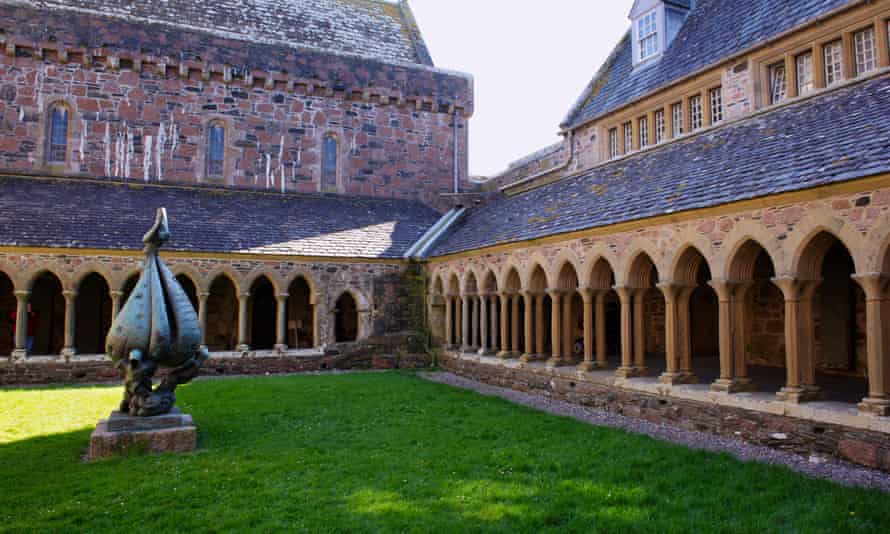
1,372 -> 889,533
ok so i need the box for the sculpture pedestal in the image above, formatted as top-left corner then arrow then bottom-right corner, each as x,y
87,408 -> 197,461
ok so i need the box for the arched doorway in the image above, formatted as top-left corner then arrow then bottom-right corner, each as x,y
74,273 -> 112,355
0,271 -> 14,356
206,275 -> 238,351
249,276 -> 276,350
584,257 -> 619,370
334,292 -> 358,342
287,276 -> 315,349
30,272 -> 64,356
671,247 -> 720,383
176,274 -> 199,313
622,253 -> 664,377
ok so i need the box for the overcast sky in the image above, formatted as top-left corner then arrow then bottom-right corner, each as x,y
409,1 -> 632,177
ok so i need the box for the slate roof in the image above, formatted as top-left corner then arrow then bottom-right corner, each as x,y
432,74 -> 890,257
0,177 -> 441,259
563,0 -> 854,128
13,0 -> 432,65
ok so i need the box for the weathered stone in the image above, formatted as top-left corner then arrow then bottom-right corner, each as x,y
88,414 -> 197,461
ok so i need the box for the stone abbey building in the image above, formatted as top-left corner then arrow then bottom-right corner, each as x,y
3,0 -> 890,471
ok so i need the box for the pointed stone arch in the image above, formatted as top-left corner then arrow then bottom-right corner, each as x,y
25,266 -> 67,292
671,245 -> 712,286
790,227 -> 861,281
617,240 -> 663,287
586,255 -> 617,290
780,209 -> 866,277
170,265 -> 203,293
201,266 -> 242,295
625,251 -> 660,289
71,262 -> 114,292
244,267 -> 283,296
548,251 -> 583,289
284,270 -> 319,305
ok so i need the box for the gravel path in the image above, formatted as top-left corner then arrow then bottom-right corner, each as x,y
420,371 -> 890,493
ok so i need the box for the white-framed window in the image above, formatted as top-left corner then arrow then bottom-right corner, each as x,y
768,62 -> 787,104
823,40 -> 844,86
623,122 -> 633,153
654,110 -> 665,144
796,52 -> 814,95
671,103 -> 684,137
689,95 -> 702,131
206,121 -> 225,178
639,117 -> 649,147
710,88 -> 723,123
47,103 -> 69,164
609,128 -> 619,159
854,27 -> 877,75
638,10 -> 659,61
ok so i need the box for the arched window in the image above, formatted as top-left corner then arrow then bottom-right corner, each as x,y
47,104 -> 69,163
207,122 -> 225,178
321,135 -> 338,191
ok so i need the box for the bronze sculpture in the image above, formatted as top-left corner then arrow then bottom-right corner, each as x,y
106,208 -> 209,416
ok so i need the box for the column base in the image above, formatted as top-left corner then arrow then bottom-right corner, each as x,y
577,360 -> 608,372
496,351 -> 516,360
776,385 -> 822,403
858,397 -> 890,417
60,348 -> 76,362
478,348 -> 496,356
11,349 -> 27,362
544,357 -> 563,369
658,371 -> 697,385
710,378 -> 756,393
236,344 -> 250,354
273,344 -> 288,354
519,353 -> 546,363
615,366 -> 646,378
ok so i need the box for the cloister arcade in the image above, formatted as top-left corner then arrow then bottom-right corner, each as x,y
0,263 -> 368,360
431,225 -> 890,417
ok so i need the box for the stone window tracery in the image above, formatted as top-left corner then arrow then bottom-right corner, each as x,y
47,104 -> 69,164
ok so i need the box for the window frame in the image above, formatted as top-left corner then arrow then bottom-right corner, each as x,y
608,127 -> 619,159
823,39 -> 845,86
768,61 -> 788,105
321,134 -> 340,193
638,116 -> 649,148
671,103 -> 684,137
654,109 -> 665,144
637,9 -> 660,62
623,122 -> 633,154
689,95 -> 703,131
46,102 -> 70,165
853,26 -> 877,76
205,121 -> 226,180
796,51 -> 815,96
709,87 -> 724,123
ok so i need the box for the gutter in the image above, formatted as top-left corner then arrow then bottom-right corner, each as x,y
498,129 -> 574,194
404,207 -> 466,260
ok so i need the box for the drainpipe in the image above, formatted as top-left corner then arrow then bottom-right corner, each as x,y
453,109 -> 460,194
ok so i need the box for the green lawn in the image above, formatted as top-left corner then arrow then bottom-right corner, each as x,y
0,372 -> 888,533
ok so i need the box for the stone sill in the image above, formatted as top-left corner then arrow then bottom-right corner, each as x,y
448,351 -> 890,435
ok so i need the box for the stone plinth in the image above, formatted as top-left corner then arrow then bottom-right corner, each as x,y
88,408 -> 197,461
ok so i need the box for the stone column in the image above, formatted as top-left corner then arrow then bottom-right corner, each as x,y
614,286 -> 637,378
731,283 -> 754,385
595,290 -> 608,369
521,292 -> 534,360
274,294 -> 288,353
547,290 -> 562,367
709,280 -> 753,392
657,282 -> 682,384
461,295 -> 471,352
489,295 -> 499,353
61,289 -> 78,360
853,274 -> 890,416
676,286 -> 695,380
236,292 -> 250,352
454,297 -> 462,348
479,294 -> 489,354
562,291 -> 574,363
444,296 -> 453,348
11,290 -> 30,361
772,278 -> 821,403
535,294 -> 545,356
471,296 -> 480,350
198,291 -> 210,349
510,295 -> 520,356
578,289 -> 596,371
498,293 -> 510,357
633,289 -> 648,375
110,290 -> 124,319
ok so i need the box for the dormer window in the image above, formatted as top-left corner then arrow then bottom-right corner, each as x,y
638,10 -> 659,61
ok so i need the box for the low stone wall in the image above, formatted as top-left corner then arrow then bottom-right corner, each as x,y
0,335 -> 433,386
440,353 -> 890,473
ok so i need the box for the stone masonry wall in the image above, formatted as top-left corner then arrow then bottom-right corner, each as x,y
0,4 -> 472,206
440,353 -> 890,473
